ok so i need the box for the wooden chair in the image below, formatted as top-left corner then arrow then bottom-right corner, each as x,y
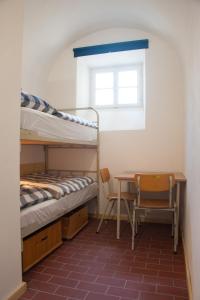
96,168 -> 135,233
132,173 -> 178,252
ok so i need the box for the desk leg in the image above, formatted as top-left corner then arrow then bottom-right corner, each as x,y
117,180 -> 121,239
175,182 -> 180,252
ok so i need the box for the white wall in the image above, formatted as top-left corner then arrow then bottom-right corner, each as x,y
0,0 -> 23,299
183,2 -> 200,299
46,28 -> 184,213
21,145 -> 45,164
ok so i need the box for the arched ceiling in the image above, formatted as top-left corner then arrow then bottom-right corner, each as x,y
22,0 -> 193,93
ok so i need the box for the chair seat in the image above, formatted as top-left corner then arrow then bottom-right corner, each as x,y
107,192 -> 135,201
138,198 -> 171,209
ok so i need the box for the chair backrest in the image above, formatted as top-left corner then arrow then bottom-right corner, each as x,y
100,168 -> 110,183
100,168 -> 112,198
135,173 -> 175,207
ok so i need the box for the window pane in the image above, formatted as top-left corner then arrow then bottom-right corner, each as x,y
118,70 -> 137,87
95,89 -> 113,105
118,87 -> 138,104
95,72 -> 113,88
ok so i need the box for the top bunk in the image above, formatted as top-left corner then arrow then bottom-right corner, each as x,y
20,91 -> 99,148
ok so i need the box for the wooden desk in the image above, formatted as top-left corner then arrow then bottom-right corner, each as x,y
114,172 -> 186,239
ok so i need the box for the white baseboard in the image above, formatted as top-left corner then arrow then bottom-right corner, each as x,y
6,282 -> 27,300
182,234 -> 193,300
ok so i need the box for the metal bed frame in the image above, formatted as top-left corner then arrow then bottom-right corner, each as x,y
21,106 -> 100,216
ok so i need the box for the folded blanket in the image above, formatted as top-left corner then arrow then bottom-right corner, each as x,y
20,180 -> 61,199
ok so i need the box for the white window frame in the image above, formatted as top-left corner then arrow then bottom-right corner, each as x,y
90,64 -> 144,109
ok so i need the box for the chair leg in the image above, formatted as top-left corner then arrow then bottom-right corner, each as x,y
135,214 -> 138,234
132,208 -> 136,250
174,208 -> 178,253
124,200 -> 133,230
96,200 -> 112,233
136,213 -> 142,234
107,200 -> 115,219
171,211 -> 174,237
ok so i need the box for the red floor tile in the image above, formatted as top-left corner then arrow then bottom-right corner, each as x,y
77,281 -> 108,293
23,271 -> 52,283
96,276 -> 126,287
107,286 -> 139,299
85,292 -> 120,300
87,266 -> 115,277
48,275 -> 78,288
41,260 -> 64,269
114,271 -> 143,282
31,291 -> 66,300
55,286 -> 87,299
61,263 -> 88,273
174,279 -> 187,288
20,220 -> 189,300
125,280 -> 156,292
28,279 -> 58,293
140,291 -> 174,300
158,270 -> 186,279
157,285 -> 188,297
146,263 -> 173,271
143,275 -> 173,286
42,267 -> 70,277
69,271 -> 97,282
174,297 -> 189,300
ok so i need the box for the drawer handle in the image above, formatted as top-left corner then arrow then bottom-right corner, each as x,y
41,236 -> 48,241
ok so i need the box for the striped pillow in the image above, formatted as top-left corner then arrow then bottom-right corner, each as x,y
21,91 -> 57,115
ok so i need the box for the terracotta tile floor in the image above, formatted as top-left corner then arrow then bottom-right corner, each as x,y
20,219 -> 189,300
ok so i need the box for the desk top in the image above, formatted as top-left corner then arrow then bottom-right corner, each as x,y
114,172 -> 186,182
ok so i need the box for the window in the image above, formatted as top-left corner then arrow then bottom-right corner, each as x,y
90,64 -> 143,108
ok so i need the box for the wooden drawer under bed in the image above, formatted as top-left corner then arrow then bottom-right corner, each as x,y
22,220 -> 63,272
62,206 -> 88,239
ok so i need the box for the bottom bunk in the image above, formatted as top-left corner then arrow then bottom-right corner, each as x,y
21,181 -> 97,238
20,170 -> 98,272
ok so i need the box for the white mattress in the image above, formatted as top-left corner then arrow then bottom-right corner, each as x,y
21,182 -> 97,238
20,107 -> 97,145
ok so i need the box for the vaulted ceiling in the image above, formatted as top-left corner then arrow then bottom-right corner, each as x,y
22,0 -> 194,92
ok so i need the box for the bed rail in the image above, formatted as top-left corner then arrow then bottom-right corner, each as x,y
47,106 -> 100,217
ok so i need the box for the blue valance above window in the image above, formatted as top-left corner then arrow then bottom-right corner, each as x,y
73,39 -> 149,57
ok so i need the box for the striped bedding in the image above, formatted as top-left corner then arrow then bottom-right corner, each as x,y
21,91 -> 97,129
20,173 -> 94,209
54,111 -> 97,128
20,185 -> 53,209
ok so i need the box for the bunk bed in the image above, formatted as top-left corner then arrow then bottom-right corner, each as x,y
20,91 -> 98,146
20,91 -> 99,271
